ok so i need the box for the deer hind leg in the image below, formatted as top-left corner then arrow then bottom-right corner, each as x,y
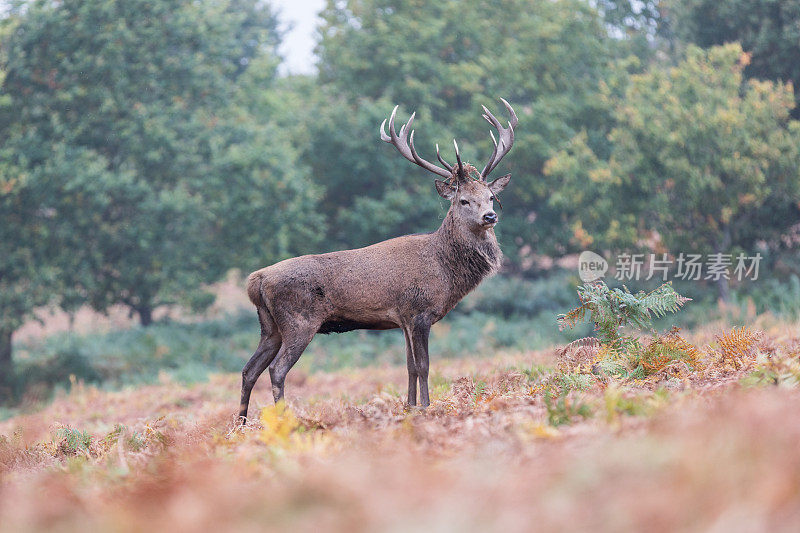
239,308 -> 282,423
403,326 -> 418,406
268,326 -> 316,404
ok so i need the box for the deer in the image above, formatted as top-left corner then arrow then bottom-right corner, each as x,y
239,99 -> 517,421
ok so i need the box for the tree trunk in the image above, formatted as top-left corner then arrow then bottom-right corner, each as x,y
717,276 -> 731,304
137,306 -> 153,327
716,227 -> 732,304
0,329 -> 13,403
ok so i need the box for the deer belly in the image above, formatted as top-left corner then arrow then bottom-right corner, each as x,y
317,318 -> 398,334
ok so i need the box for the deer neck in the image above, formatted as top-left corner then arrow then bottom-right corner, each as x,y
434,209 -> 502,307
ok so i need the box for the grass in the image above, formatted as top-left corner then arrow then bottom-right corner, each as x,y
53,427 -> 93,455
9,271 -> 800,415
3,274 -> 798,415
7,302 -> 591,413
1,318 -> 800,531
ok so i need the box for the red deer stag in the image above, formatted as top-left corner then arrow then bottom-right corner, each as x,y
239,99 -> 517,420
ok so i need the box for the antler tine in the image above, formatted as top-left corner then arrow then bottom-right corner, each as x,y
482,108 -> 500,129
380,106 -> 451,178
481,130 -> 500,179
401,111 -> 415,138
453,139 -> 465,180
480,99 -> 517,178
435,143 -> 454,173
500,97 -> 518,127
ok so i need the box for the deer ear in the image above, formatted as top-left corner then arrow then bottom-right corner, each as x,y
435,179 -> 456,200
488,174 -> 511,194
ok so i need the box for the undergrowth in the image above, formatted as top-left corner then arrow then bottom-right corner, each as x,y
7,306 -> 581,410
553,280 -> 791,389
7,274 -> 800,413
557,281 -> 696,378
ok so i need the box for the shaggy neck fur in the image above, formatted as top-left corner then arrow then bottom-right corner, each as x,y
434,207 -> 502,310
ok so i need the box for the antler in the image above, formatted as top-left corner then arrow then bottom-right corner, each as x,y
480,98 -> 518,179
453,139 -> 465,178
435,143 -> 454,174
380,106 -> 451,178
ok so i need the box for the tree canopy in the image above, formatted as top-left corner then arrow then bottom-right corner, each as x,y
0,0 -> 321,324
546,43 -> 800,299
0,0 -> 323,390
311,0 -> 636,261
668,0 -> 800,115
2,0 -> 800,389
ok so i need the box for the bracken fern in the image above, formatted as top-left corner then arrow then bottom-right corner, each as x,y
715,327 -> 762,370
558,281 -> 693,378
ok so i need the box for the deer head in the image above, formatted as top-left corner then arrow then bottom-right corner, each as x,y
380,99 -> 517,232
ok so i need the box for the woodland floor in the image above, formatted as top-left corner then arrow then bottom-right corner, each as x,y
2,317 -> 800,532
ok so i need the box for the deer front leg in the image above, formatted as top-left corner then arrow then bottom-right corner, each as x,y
410,316 -> 432,408
403,327 -> 418,406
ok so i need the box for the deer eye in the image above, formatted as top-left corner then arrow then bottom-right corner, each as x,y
489,196 -> 495,202
460,199 -> 469,206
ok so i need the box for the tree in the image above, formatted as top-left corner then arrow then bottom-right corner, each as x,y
206,58 -> 326,272
312,0 -> 638,266
0,11 -> 54,394
546,44 -> 800,300
0,0 -> 320,327
0,0 -> 323,391
667,0 -> 800,116
0,138 -> 55,394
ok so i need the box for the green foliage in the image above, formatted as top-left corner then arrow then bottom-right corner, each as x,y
102,425 -> 149,453
544,389 -> 593,426
547,43 -> 800,300
12,347 -> 101,401
473,380 -> 487,405
11,312 -> 257,400
603,385 -> 665,423
557,280 -> 695,380
54,427 -> 93,455
734,274 -> 800,319
312,0 -> 640,260
558,281 -> 690,349
668,0 -> 800,115
456,272 -> 579,318
742,352 -> 800,389
0,149 -> 56,335
520,363 -> 555,383
126,432 -> 147,452
0,0 -> 323,383
557,372 -> 596,392
0,0 -> 320,327
592,356 -> 629,377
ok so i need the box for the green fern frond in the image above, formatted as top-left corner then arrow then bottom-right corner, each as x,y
558,281 -> 689,354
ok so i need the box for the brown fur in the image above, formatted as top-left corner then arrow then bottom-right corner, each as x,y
237,177 -> 510,421
247,182 -> 501,332
238,94 -> 518,420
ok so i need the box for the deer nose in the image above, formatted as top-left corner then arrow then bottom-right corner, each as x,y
483,212 -> 498,224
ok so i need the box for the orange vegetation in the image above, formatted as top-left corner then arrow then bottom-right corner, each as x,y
2,321 -> 800,532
